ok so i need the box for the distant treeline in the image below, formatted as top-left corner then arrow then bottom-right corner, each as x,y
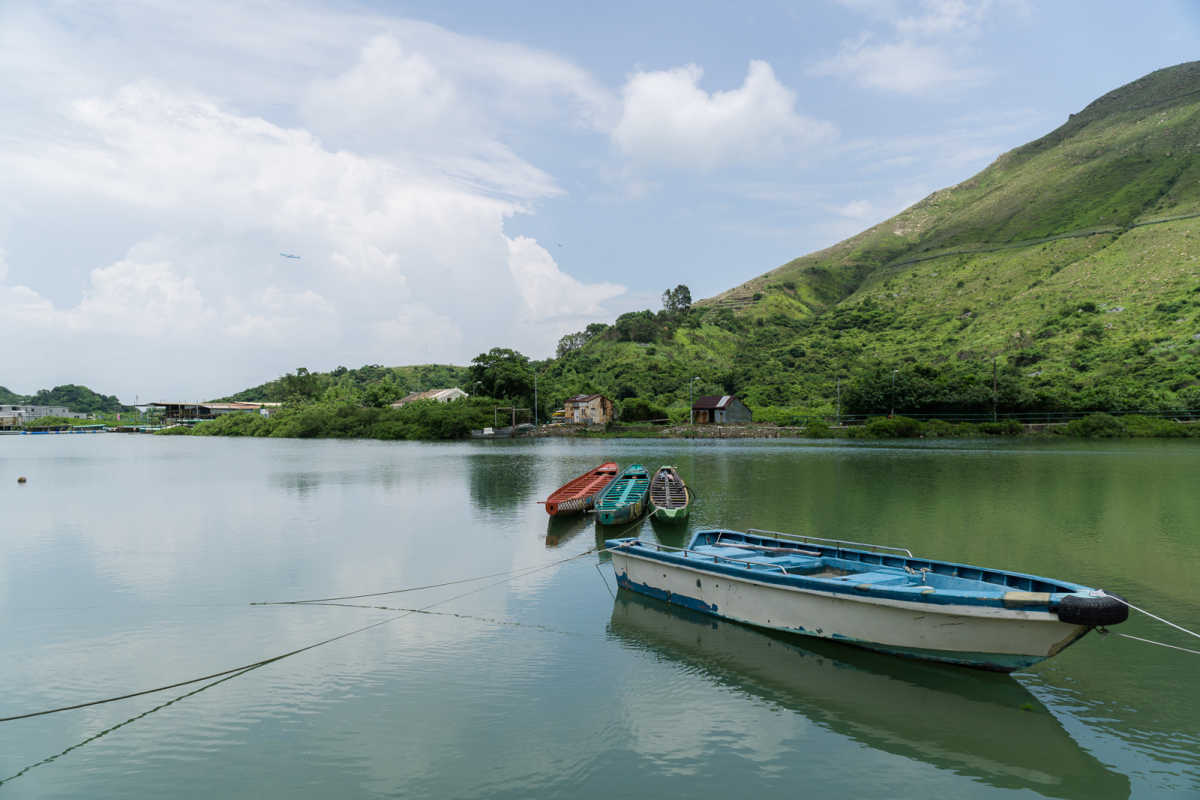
162,397 -> 497,440
0,383 -> 129,414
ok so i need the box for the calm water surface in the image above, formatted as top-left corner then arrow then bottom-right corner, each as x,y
1,435 -> 1198,798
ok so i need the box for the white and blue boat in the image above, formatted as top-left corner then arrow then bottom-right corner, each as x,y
606,528 -> 1128,672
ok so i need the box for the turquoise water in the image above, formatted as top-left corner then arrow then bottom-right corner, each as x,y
1,435 -> 1197,798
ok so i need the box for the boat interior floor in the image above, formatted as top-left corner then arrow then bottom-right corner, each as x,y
686,543 -> 1016,595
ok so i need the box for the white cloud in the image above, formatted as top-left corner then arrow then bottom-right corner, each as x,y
811,35 -> 984,93
0,47 -> 624,398
813,0 -> 1025,93
612,60 -> 835,170
506,236 -> 625,321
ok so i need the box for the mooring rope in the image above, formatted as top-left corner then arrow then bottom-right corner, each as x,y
0,548 -> 600,723
252,549 -> 597,606
253,515 -> 644,607
1099,592 -> 1200,641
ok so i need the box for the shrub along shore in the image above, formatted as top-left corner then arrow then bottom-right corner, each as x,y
154,403 -> 1200,441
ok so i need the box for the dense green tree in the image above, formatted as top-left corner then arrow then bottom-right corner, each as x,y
280,367 -> 320,401
613,310 -> 660,343
470,347 -> 532,400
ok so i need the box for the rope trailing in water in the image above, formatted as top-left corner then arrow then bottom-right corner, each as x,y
1094,591 -> 1200,657
0,548 -> 599,723
0,665 -> 261,785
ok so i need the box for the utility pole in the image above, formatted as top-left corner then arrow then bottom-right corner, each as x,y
689,376 -> 700,425
890,369 -> 898,417
533,373 -> 538,427
992,356 -> 998,423
836,377 -> 841,426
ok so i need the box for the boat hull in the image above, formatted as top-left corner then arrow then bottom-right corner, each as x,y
651,505 -> 689,522
597,497 -> 647,526
610,548 -> 1090,671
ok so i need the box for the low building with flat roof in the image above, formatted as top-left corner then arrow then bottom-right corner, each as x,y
150,401 -> 280,422
0,404 -> 87,427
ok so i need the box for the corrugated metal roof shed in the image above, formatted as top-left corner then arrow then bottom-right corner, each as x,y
692,395 -> 733,410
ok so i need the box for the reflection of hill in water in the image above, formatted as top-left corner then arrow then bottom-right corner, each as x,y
608,590 -> 1128,800
468,453 -> 537,512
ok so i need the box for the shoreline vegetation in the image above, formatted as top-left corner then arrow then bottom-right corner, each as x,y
151,403 -> 1200,440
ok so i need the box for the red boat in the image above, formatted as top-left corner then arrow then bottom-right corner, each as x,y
543,462 -> 619,516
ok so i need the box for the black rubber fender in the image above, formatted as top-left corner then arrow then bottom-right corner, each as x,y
1057,592 -> 1129,627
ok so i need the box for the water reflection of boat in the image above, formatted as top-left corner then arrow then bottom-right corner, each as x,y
608,590 -> 1129,800
545,514 -> 591,548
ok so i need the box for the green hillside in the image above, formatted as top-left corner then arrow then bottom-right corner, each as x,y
225,364 -> 472,405
539,61 -> 1200,417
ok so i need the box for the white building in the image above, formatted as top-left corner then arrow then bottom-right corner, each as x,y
0,404 -> 86,423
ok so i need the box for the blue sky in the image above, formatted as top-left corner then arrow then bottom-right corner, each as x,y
1,0 -> 1198,400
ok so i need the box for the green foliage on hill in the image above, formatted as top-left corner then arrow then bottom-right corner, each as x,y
225,364 -> 472,405
0,383 -> 128,413
171,396 -> 496,440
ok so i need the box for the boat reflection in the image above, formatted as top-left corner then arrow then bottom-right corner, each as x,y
545,514 -> 591,548
607,589 -> 1129,799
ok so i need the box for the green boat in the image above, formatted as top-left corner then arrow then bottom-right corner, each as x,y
596,464 -> 650,526
649,465 -> 691,522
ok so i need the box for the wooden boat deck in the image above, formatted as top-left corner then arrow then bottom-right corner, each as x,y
545,462 -> 618,515
649,466 -> 688,510
596,465 -> 650,525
